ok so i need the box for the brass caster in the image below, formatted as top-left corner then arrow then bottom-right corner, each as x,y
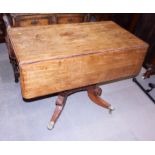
108,105 -> 115,114
47,121 -> 55,130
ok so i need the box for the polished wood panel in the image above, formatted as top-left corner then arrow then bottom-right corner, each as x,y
54,13 -> 88,24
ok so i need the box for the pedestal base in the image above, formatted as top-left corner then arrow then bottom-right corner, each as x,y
47,85 -> 115,130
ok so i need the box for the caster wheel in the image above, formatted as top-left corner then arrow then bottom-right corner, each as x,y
47,121 -> 54,130
108,105 -> 115,114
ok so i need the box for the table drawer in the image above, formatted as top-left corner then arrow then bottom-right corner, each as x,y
56,14 -> 85,24
10,14 -> 55,27
17,18 -> 49,27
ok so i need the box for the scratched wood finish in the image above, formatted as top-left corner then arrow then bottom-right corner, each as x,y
8,21 -> 148,99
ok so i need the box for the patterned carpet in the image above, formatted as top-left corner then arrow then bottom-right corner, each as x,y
134,68 -> 155,103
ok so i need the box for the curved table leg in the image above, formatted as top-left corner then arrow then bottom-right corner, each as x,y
47,93 -> 68,130
87,85 -> 115,113
48,85 -> 115,130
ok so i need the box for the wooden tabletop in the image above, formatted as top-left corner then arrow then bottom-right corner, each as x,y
8,21 -> 148,65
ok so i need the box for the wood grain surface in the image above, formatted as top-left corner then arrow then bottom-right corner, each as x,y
8,21 -> 149,99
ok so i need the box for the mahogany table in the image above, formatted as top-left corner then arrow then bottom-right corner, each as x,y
7,21 -> 148,129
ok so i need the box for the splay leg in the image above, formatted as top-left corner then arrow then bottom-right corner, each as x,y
47,92 -> 68,130
87,85 -> 115,113
47,85 -> 115,130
